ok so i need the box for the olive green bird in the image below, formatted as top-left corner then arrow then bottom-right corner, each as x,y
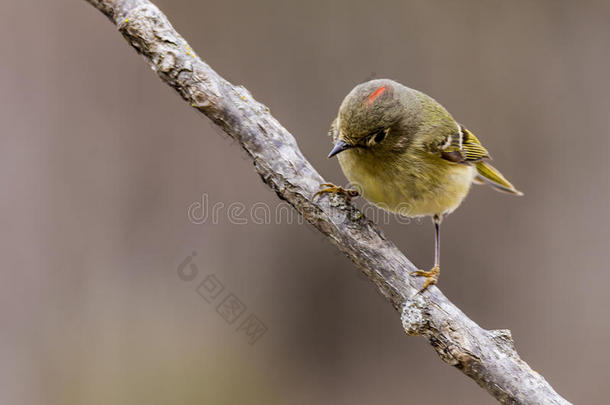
316,79 -> 522,292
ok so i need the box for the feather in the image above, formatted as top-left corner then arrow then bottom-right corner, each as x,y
439,126 -> 490,163
434,125 -> 522,195
475,161 -> 523,196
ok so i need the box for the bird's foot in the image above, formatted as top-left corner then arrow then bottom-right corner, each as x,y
313,183 -> 359,202
410,265 -> 439,293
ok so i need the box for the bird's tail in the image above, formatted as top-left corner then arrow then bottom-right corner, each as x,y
474,161 -> 523,196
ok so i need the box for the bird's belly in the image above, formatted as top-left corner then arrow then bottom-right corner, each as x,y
401,168 -> 474,216
339,154 -> 475,217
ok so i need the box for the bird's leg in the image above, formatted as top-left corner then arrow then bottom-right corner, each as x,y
411,214 -> 442,292
313,183 -> 360,202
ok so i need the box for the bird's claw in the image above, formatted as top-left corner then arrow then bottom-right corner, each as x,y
313,183 -> 359,202
410,265 -> 439,293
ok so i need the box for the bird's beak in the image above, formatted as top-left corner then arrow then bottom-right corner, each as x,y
328,139 -> 353,158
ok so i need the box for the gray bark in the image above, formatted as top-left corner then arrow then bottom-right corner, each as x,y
83,1 -> 572,404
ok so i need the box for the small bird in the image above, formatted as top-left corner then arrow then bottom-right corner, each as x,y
316,79 -> 522,291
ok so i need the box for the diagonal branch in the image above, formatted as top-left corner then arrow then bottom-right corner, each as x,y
83,1 -> 571,403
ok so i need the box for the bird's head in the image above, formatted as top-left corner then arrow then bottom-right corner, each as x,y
328,79 -> 421,158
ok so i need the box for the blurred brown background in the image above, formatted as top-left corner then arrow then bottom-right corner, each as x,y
2,1 -> 609,404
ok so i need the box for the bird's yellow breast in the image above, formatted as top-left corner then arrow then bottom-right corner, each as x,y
338,149 -> 475,217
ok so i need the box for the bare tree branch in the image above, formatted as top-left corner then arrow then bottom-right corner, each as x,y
83,1 -> 571,403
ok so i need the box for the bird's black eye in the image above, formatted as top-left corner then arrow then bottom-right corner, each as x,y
373,128 -> 388,143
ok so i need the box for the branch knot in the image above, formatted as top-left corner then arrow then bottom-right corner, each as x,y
489,328 -> 517,354
401,294 -> 428,335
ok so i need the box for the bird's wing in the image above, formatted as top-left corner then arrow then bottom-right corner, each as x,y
437,125 -> 490,163
432,125 -> 523,195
